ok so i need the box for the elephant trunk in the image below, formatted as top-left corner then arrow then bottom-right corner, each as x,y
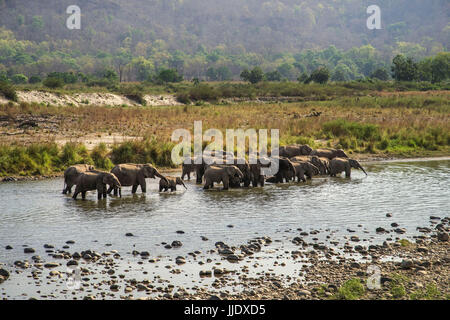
155,171 -> 169,184
181,180 -> 187,189
359,164 -> 368,176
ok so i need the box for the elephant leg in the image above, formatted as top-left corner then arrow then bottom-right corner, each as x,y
140,180 -> 147,193
345,168 -> 351,178
82,191 -> 86,199
107,185 -> 114,194
113,187 -> 118,196
72,191 -> 79,199
187,172 -> 191,180
159,185 -> 163,192
132,185 -> 138,194
171,186 -> 176,192
66,184 -> 73,194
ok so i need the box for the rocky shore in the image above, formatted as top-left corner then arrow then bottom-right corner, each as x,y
1,214 -> 448,300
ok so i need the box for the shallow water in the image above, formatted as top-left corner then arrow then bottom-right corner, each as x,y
1,159 -> 449,262
0,159 -> 449,299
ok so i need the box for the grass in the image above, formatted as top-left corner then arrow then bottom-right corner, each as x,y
0,87 -> 448,176
332,278 -> 366,300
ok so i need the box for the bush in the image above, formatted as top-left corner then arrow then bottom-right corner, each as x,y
43,77 -> 64,88
154,69 -> 183,83
333,278 -> 365,300
322,120 -> 380,141
11,74 -> 28,84
91,143 -> 113,170
187,84 -> 219,101
28,75 -> 42,84
310,67 -> 330,84
0,81 -> 18,101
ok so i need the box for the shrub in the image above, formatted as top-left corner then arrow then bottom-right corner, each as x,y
310,67 -> 330,84
154,69 -> 183,83
28,75 -> 42,84
11,74 -> 28,84
43,77 -> 64,88
0,81 -> 18,101
333,278 -> 365,300
91,143 -> 113,170
322,120 -> 380,141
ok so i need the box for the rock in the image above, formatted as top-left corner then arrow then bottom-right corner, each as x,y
140,251 -> 150,257
430,216 -> 441,220
386,213 -> 392,217
201,236 -> 209,241
199,270 -> 212,277
67,260 -> 78,266
125,233 -> 134,237
110,284 -> 120,291
66,240 -> 75,244
24,247 -> 35,254
176,230 -> 185,234
5,245 -> 13,250
391,223 -> 399,227
350,236 -> 360,242
0,268 -> 10,279
297,290 -> 311,297
72,252 -> 81,259
175,257 -> 186,265
400,259 -> 413,269
437,232 -> 449,242
226,254 -> 241,262
44,244 -> 54,249
44,262 -> 60,268
171,241 -> 182,248
394,228 -> 406,234
376,227 -> 386,233
137,284 -> 148,291
209,295 -> 221,300
213,268 -> 224,276
49,270 -> 60,277
417,247 -> 428,253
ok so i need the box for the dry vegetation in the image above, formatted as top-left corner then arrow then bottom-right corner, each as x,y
0,90 -> 449,176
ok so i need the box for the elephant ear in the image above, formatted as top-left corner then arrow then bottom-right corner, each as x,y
102,174 -> 110,184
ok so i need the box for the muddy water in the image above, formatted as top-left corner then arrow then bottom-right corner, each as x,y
0,158 -> 449,299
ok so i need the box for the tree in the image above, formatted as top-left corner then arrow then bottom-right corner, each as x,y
297,72 -> 310,83
266,70 -> 282,81
391,55 -> 418,81
155,69 -> 182,83
240,67 -> 263,84
11,74 -> 28,84
310,67 -> 330,84
370,68 -> 390,81
431,52 -> 450,83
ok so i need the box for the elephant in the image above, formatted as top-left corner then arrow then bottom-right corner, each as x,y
291,162 -> 307,182
62,164 -> 95,194
267,156 -> 296,183
203,165 -> 243,190
249,156 -> 272,187
310,148 -> 348,160
159,176 -> 187,192
290,155 -> 327,175
108,163 -> 168,195
318,157 -> 330,174
73,171 -> 121,200
289,159 -> 320,180
223,157 -> 251,187
181,161 -> 195,180
278,144 -> 313,158
329,158 -> 368,178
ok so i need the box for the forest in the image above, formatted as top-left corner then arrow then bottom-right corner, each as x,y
0,0 -> 449,82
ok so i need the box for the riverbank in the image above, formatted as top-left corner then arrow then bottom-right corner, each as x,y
1,89 -> 449,178
1,212 -> 448,300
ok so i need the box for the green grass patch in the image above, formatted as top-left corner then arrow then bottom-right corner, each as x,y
333,278 -> 366,300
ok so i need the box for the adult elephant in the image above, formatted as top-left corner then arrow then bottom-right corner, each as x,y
290,155 -> 327,175
249,156 -> 272,187
278,144 -> 312,158
329,158 -> 367,178
203,165 -> 243,190
63,164 -> 95,194
73,171 -> 121,200
289,159 -> 320,180
224,157 -> 251,187
268,156 -> 296,183
108,163 -> 168,195
159,177 -> 187,192
310,148 -> 348,160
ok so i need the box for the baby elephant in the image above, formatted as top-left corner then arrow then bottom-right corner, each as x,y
159,177 -> 187,192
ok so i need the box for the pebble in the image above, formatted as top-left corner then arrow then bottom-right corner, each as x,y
437,232 -> 449,242
400,259 -> 413,269
44,262 -> 60,268
24,247 -> 35,254
125,233 -> 134,237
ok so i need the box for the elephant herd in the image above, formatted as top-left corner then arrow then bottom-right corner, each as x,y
62,145 -> 367,199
